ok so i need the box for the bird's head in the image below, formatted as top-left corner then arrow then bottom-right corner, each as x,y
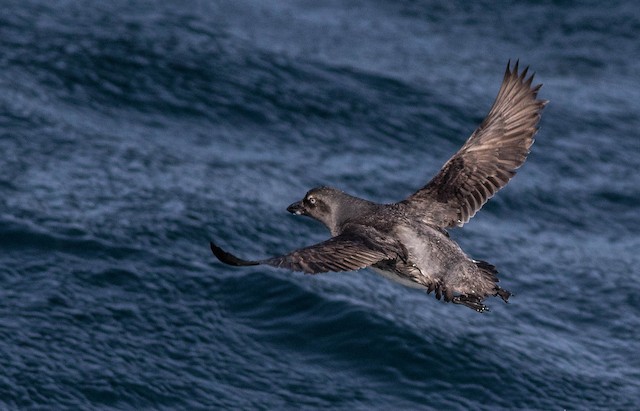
287,186 -> 361,235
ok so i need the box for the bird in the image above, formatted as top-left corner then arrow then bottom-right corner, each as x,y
210,60 -> 547,312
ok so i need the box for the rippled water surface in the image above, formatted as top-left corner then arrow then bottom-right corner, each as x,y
1,1 -> 639,409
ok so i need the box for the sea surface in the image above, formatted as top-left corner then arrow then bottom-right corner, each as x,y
1,1 -> 639,409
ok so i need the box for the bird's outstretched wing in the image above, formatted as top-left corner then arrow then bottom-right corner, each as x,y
210,226 -> 403,274
401,60 -> 547,228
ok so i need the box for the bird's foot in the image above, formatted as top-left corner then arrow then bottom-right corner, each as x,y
495,287 -> 512,303
452,294 -> 490,313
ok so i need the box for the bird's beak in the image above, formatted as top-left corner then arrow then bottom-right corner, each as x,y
287,200 -> 306,215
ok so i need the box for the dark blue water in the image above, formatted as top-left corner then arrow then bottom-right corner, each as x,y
1,1 -> 639,409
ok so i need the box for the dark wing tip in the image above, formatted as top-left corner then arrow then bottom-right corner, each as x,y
507,58 -> 537,84
210,241 -> 259,267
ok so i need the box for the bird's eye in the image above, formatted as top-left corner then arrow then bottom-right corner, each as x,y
308,197 -> 316,205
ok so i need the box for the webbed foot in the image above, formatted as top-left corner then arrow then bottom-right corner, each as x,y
495,287 -> 512,303
452,294 -> 490,313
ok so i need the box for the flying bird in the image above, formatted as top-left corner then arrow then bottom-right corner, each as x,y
210,61 -> 547,312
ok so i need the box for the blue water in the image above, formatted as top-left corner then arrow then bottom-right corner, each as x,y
1,1 -> 639,409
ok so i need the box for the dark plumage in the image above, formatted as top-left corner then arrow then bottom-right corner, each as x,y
210,61 -> 547,312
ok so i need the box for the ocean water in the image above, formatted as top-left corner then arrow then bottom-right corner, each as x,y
1,0 -> 639,409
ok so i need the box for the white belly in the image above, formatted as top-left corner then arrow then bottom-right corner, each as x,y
369,267 -> 428,290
